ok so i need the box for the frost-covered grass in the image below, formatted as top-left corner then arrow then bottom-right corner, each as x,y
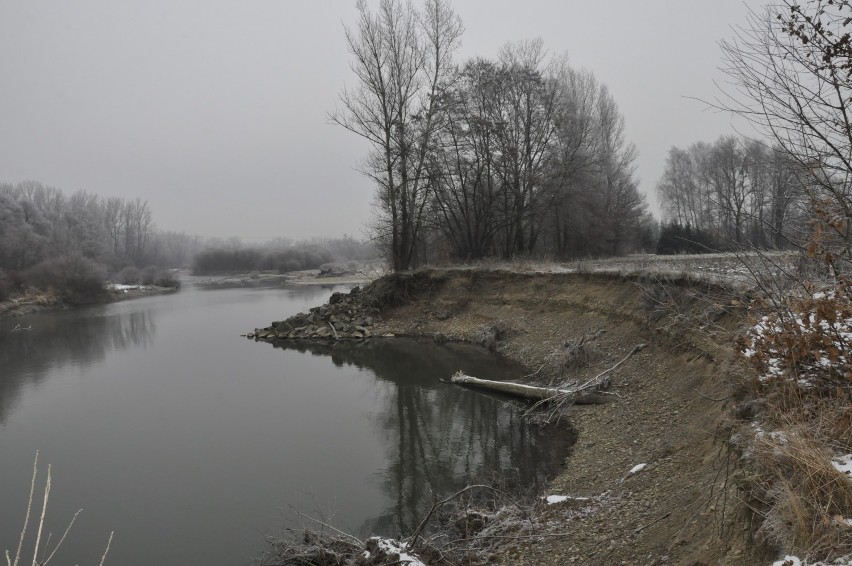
424,251 -> 800,285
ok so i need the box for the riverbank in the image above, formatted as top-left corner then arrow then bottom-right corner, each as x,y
253,268 -> 764,565
193,267 -> 380,290
0,284 -> 179,318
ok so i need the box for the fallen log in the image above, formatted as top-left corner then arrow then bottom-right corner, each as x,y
449,343 -> 646,404
450,373 -> 608,403
450,374 -> 574,400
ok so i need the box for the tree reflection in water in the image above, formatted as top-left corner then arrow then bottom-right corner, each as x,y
273,338 -> 575,537
0,308 -> 155,425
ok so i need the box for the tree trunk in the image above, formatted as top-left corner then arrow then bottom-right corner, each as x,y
449,373 -> 606,404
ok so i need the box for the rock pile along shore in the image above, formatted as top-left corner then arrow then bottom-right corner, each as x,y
248,286 -> 377,342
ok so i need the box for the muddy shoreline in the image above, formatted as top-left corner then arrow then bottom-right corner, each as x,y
0,285 -> 180,319
253,269 -> 760,565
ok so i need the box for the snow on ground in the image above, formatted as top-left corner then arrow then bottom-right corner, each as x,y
442,251 -> 798,286
106,283 -> 147,292
628,463 -> 648,475
543,495 -> 591,505
772,554 -> 852,565
362,538 -> 426,566
833,454 -> 852,480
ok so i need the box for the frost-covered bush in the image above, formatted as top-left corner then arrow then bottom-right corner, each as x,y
116,265 -> 141,285
25,254 -> 108,305
740,285 -> 852,393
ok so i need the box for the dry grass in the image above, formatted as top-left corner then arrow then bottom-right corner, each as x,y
4,453 -> 113,566
751,429 -> 852,560
737,297 -> 852,563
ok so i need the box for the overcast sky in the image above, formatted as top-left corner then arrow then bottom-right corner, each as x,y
0,1 -> 763,242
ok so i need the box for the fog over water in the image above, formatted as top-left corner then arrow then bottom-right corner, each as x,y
0,1 -> 761,241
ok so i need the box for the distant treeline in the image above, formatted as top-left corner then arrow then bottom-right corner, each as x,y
655,222 -> 721,255
0,181 -> 195,303
656,135 -> 809,253
0,181 -> 380,303
191,236 -> 378,275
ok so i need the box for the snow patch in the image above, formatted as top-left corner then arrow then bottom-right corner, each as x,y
771,554 -> 852,566
543,495 -> 590,505
363,537 -> 426,566
832,453 -> 852,480
107,283 -> 147,292
628,463 -> 648,475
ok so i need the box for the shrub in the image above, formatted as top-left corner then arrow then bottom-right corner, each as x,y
25,254 -> 108,305
116,266 -> 141,285
740,285 -> 852,395
140,265 -> 158,285
656,222 -> 721,254
154,269 -> 181,289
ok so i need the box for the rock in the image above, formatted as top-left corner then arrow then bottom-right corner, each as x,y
433,332 -> 447,344
349,286 -> 360,295
329,292 -> 345,304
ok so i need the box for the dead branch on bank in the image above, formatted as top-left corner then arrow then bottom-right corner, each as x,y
451,343 -> 646,415
260,483 -> 552,566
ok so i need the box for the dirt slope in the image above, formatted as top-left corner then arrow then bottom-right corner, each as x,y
361,270 -> 764,565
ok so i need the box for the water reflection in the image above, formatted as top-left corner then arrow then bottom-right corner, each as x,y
0,309 -> 155,425
272,338 -> 575,537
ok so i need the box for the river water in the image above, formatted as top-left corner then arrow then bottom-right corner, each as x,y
0,282 -> 572,566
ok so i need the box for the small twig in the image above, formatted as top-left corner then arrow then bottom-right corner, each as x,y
98,531 -> 113,566
438,531 -> 574,548
695,389 -> 734,402
12,452 -> 38,566
30,464 -> 51,566
42,509 -> 82,565
408,485 -> 530,550
327,322 -> 339,341
585,343 -> 647,387
633,511 -> 672,535
300,515 -> 363,547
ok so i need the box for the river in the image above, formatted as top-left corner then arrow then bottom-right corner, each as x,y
0,282 -> 572,566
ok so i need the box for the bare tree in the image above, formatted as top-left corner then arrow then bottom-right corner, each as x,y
718,1 -> 852,262
333,0 -> 463,272
490,39 -> 560,257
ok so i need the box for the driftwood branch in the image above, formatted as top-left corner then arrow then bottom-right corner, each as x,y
451,344 -> 646,406
408,484 -> 530,550
449,375 -> 581,400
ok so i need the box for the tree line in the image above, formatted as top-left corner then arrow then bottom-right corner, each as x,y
656,136 -> 806,252
191,236 -> 377,275
0,181 -> 198,302
0,181 -> 382,302
335,0 -> 653,271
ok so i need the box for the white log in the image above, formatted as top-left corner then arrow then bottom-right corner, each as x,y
449,344 -> 646,403
449,373 -> 573,400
